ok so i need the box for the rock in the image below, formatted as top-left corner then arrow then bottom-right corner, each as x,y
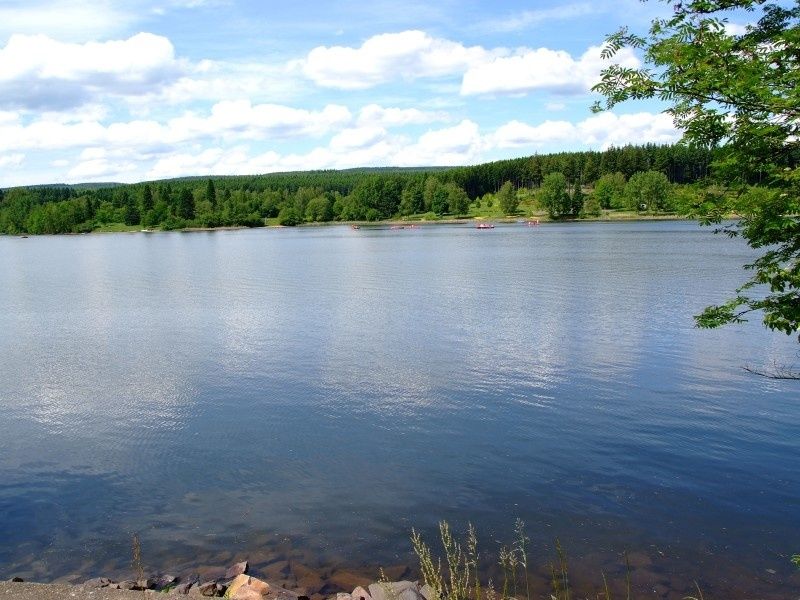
298,596 -> 311,600
328,571 -> 371,592
200,582 -> 220,597
351,586 -> 372,600
228,574 -> 270,598
136,578 -> 156,590
368,582 -> 422,600
232,586 -> 262,600
291,563 -> 324,595
336,593 -> 352,600
84,577 -> 112,588
119,580 -> 138,590
226,561 -> 249,579
419,585 -> 436,600
625,552 -> 653,569
154,575 -> 178,590
264,561 -> 291,580
10,577 -> 24,583
381,567 -> 410,582
174,581 -> 196,595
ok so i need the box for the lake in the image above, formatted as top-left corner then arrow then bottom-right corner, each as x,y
0,221 -> 798,598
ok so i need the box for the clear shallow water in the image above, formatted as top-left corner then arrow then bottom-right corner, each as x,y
0,221 -> 798,598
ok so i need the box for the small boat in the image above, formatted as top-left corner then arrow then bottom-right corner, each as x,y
526,219 -> 540,227
351,224 -> 360,230
390,225 -> 404,230
476,223 -> 495,229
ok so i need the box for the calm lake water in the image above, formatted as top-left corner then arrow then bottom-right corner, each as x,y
1,221 -> 798,598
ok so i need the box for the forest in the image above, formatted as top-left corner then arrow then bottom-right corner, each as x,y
0,143 -> 716,235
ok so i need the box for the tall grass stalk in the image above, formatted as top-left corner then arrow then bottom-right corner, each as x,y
513,519 -> 530,600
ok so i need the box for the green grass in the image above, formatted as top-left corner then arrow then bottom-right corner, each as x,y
411,521 -> 642,600
92,223 -> 142,232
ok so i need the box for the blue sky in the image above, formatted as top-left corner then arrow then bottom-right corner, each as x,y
0,0 -> 700,186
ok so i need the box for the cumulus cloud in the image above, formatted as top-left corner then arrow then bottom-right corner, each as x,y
393,120 -> 485,166
490,112 -> 679,149
0,101 -> 352,153
298,30 -> 491,89
461,45 -> 640,96
357,104 -> 448,127
0,153 -> 24,168
0,32 -> 185,110
0,1 -> 136,41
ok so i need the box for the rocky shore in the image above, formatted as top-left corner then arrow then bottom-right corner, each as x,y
3,561 -> 431,600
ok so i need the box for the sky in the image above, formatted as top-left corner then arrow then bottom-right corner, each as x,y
0,0 -> 708,186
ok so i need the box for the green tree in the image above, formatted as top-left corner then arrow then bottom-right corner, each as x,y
445,182 -> 470,215
594,0 -> 800,341
177,188 -> 195,220
496,181 -> 518,215
594,172 -> 626,209
539,172 -> 569,218
582,193 -> 602,217
205,179 -> 217,208
624,171 -> 671,212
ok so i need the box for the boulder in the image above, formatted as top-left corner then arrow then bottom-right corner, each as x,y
174,581 -> 196,595
233,586 -> 265,600
154,575 -> 178,590
328,571 -> 371,591
368,582 -> 423,600
9,577 -> 24,583
118,580 -> 138,590
84,577 -> 112,588
226,561 -> 249,580
227,574 -> 270,598
351,586 -> 372,600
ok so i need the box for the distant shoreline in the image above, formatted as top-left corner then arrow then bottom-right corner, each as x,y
4,212 -> 694,237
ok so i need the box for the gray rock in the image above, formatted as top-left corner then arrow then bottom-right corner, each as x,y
174,581 -> 196,595
136,578 -> 155,590
118,580 -> 137,590
83,577 -> 111,588
226,561 -> 248,580
336,593 -> 352,600
368,581 -> 422,600
155,574 -> 177,588
200,582 -> 219,596
420,585 -> 436,600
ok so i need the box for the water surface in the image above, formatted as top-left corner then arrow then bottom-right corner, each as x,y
0,221 -> 798,598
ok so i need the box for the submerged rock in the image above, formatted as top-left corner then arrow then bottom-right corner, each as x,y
226,561 -> 249,580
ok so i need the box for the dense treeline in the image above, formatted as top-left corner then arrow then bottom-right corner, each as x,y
0,143 -> 714,234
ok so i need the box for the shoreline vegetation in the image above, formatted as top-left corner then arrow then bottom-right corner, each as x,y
5,522 -> 798,600
1,143 -> 725,237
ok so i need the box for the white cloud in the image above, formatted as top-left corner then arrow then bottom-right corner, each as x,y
0,153 -> 24,168
299,30 -> 491,89
461,45 -> 640,96
329,126 -> 388,151
724,22 -> 748,36
484,3 -> 601,33
394,120 -> 485,166
0,101 -> 352,154
490,112 -> 679,149
0,1 -> 136,42
357,104 -> 448,127
0,33 -> 185,110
